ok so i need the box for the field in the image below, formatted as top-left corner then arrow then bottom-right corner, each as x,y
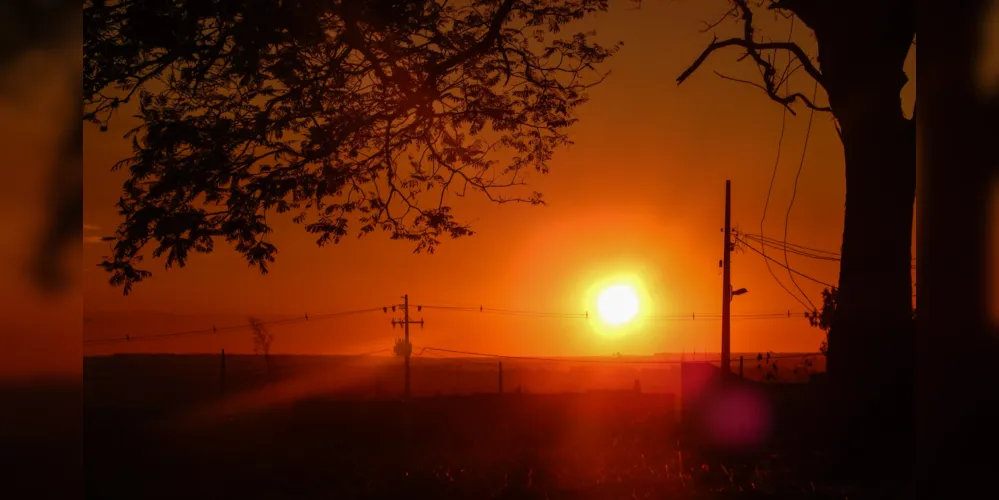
82,354 -> 850,499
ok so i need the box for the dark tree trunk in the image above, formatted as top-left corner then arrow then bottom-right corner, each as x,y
790,1 -> 915,487
826,83 -> 915,484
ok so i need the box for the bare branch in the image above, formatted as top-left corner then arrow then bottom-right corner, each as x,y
713,71 -> 831,113
700,6 -> 739,33
677,0 -> 827,115
678,37 -> 823,88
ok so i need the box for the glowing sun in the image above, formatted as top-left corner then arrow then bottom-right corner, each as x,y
596,284 -> 640,326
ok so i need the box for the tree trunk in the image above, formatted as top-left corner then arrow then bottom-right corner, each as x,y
803,4 -> 916,486
826,85 -> 915,483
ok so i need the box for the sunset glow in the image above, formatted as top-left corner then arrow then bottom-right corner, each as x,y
597,284 -> 640,326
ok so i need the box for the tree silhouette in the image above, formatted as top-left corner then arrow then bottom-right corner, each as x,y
806,286 -> 836,356
84,0 -> 619,294
677,0 -> 914,480
248,316 -> 274,376
808,286 -> 915,357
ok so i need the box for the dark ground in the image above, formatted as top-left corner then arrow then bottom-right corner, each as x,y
84,394 -> 850,500
78,355 -> 852,500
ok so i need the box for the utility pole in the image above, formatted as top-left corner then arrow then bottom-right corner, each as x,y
498,361 -> 504,394
220,349 -> 226,398
391,294 -> 423,400
721,179 -> 732,374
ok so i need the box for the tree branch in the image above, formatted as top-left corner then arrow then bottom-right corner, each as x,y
677,0 -> 827,115
700,6 -> 739,33
677,37 -> 823,88
713,71 -> 830,114
428,0 -> 518,82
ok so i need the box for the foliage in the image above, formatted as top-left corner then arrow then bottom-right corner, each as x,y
806,287 -> 836,356
806,286 -> 915,357
85,0 -> 619,294
394,337 -> 412,357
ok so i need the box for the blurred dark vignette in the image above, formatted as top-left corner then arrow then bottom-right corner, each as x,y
916,0 -> 999,496
0,1 -> 82,498
0,0 -> 993,498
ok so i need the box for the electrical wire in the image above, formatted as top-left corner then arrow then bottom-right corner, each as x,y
758,14 -> 811,313
418,346 -> 822,365
419,304 -> 588,319
736,236 -> 836,288
739,231 -> 917,271
421,305 -> 808,321
737,232 -> 841,261
83,306 -> 388,345
782,77 -> 821,311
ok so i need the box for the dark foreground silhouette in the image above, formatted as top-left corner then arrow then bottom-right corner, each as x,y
83,356 -> 851,499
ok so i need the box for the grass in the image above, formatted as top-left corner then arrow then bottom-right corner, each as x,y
85,393 -> 852,499
82,354 -> 848,499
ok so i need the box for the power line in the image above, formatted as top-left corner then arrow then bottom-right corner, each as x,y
740,232 -> 840,257
758,15 -> 811,314
419,304 -> 588,319
739,231 -> 918,270
338,348 -> 392,358
419,346 -> 823,365
645,313 -> 808,321
735,235 -> 836,289
83,306 -> 388,345
83,303 -> 815,347
421,305 -> 808,321
782,77 -> 821,311
738,232 -> 841,261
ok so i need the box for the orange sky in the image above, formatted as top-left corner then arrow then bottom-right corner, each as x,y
77,1 -> 919,358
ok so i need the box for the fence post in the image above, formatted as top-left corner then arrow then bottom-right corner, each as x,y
498,361 -> 504,394
220,349 -> 226,398
739,355 -> 744,378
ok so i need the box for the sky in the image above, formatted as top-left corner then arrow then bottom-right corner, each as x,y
76,0 -> 921,359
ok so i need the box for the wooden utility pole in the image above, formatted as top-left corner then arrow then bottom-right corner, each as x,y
498,361 -> 504,394
721,180 -> 732,374
404,294 -> 411,399
392,294 -> 423,400
220,348 -> 226,398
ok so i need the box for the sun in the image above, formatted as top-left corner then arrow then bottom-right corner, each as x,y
596,284 -> 640,326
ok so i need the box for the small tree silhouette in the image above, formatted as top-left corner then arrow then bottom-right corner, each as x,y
393,338 -> 412,358
808,287 -> 916,356
248,317 -> 274,377
806,287 -> 838,357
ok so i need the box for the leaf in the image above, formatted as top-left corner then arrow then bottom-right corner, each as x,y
85,0 -> 618,294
